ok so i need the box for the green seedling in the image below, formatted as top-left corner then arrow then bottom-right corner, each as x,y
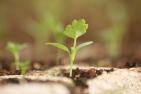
46,19 -> 93,77
46,13 -> 65,43
101,25 -> 126,59
46,13 -> 66,64
7,42 -> 30,74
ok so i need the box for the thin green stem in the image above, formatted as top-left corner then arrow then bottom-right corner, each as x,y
69,38 -> 77,77
14,53 -> 20,70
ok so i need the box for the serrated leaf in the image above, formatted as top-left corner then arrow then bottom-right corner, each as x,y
46,43 -> 69,53
64,19 -> 88,39
77,41 -> 93,51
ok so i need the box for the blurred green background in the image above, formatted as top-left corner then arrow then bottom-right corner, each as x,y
0,0 -> 141,67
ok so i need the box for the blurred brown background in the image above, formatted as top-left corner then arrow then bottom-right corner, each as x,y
0,0 -> 141,67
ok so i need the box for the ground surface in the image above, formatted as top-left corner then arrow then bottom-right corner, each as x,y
0,66 -> 141,94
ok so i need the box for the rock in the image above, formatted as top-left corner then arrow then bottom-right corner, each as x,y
87,68 -> 141,94
0,83 -> 70,94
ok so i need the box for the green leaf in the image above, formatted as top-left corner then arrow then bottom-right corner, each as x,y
77,41 -> 93,51
43,13 -> 65,43
7,42 -> 27,54
20,60 -> 30,75
64,19 -> 88,39
46,43 -> 69,53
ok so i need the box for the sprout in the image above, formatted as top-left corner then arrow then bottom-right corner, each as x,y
46,19 -> 93,77
7,42 -> 30,74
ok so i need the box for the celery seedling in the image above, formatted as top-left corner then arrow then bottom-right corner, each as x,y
45,14 -> 65,64
46,19 -> 93,77
7,42 -> 30,74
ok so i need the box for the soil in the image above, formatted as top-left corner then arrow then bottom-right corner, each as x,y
0,57 -> 140,94
62,67 -> 114,94
0,65 -> 115,94
0,58 -> 49,76
62,67 -> 114,88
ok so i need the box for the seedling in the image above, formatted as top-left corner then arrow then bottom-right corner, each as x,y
7,42 -> 30,74
101,25 -> 126,59
46,19 -> 93,77
46,14 -> 66,64
46,13 -> 65,43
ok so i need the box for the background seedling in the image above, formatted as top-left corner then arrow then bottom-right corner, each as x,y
46,19 -> 93,77
45,13 -> 66,64
7,42 -> 30,74
25,13 -> 65,62
100,2 -> 128,60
